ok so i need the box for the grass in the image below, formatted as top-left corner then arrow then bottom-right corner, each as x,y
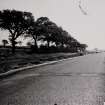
0,52 -> 80,73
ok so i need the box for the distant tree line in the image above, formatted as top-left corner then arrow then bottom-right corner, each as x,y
0,9 -> 87,53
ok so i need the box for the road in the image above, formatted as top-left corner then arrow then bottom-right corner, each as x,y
0,52 -> 105,105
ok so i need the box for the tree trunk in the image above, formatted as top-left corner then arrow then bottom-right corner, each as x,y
11,37 -> 16,54
34,38 -> 38,50
47,41 -> 50,48
12,41 -> 16,54
32,35 -> 38,53
61,42 -> 64,48
55,42 -> 59,48
3,43 -> 5,48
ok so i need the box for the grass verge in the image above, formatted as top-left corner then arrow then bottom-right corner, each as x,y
0,52 -> 80,73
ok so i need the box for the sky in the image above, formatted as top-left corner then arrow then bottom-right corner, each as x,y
0,0 -> 105,50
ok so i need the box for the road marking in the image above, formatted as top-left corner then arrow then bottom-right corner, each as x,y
35,73 -> 105,77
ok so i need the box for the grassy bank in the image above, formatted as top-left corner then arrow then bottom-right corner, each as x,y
0,52 -> 80,73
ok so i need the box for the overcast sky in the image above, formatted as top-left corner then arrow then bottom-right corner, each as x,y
0,0 -> 105,50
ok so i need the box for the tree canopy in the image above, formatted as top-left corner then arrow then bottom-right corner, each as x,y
0,9 -> 34,53
0,9 -> 88,53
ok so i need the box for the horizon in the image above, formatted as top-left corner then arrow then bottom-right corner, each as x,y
0,0 -> 105,50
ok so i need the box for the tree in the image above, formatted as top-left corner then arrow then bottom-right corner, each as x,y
2,39 -> 8,47
36,17 -> 59,48
25,17 -> 49,51
53,27 -> 72,48
26,22 -> 41,51
79,44 -> 88,52
0,9 -> 34,53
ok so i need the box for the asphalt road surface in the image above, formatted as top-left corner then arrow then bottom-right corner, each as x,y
0,52 -> 105,105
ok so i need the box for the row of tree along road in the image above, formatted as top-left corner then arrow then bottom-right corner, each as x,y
0,9 -> 87,54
